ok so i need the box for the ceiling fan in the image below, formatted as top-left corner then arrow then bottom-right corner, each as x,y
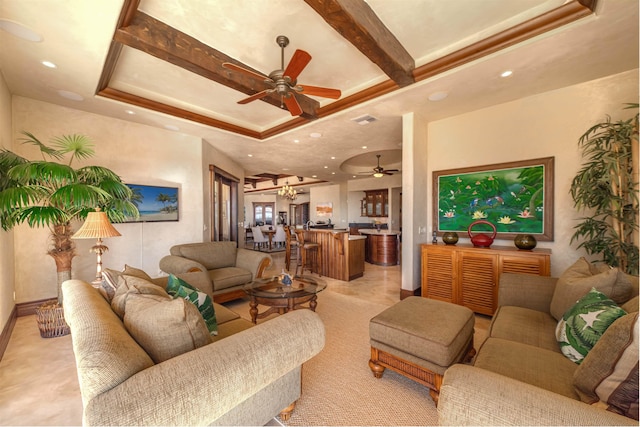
222,35 -> 341,116
360,154 -> 399,178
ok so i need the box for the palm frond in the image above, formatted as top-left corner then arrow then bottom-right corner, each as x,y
51,134 -> 95,165
97,179 -> 134,199
13,206 -> 70,228
19,131 -> 64,160
76,166 -> 121,184
49,184 -> 110,209
0,185 -> 50,210
104,199 -> 140,222
8,162 -> 76,186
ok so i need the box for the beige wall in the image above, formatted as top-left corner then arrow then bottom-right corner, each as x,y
0,72 -> 15,331
11,97 -> 207,302
425,69 -> 639,277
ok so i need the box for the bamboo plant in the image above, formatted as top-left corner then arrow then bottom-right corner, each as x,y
0,132 -> 139,302
570,104 -> 639,275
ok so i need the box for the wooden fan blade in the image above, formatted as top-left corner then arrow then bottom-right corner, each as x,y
222,62 -> 269,82
284,49 -> 312,81
283,94 -> 303,116
297,85 -> 341,99
384,169 -> 399,172
238,90 -> 271,104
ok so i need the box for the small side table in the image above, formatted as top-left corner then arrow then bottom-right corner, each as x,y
243,275 -> 326,324
35,300 -> 70,338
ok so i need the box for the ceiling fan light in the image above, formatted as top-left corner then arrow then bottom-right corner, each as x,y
373,172 -> 384,178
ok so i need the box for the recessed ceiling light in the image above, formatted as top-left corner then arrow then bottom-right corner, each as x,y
164,124 -> 179,131
247,154 -> 253,157
428,91 -> 448,102
352,175 -> 357,178
57,90 -> 83,101
293,139 -> 300,143
312,175 -> 317,178
125,110 -> 136,115
310,132 -> 322,138
0,19 -> 42,42
331,156 -> 336,160
324,166 -> 328,169
362,146 -> 368,149
501,70 -> 513,78
282,168 -> 290,171
331,172 -> 335,175
41,60 -> 56,69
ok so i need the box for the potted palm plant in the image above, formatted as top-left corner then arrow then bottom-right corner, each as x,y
570,104 -> 639,275
0,131 -> 139,303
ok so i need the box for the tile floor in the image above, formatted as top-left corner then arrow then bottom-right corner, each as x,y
0,251 -> 490,426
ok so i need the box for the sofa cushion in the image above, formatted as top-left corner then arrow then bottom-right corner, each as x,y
103,265 -> 155,303
550,258 -> 628,321
574,313 -> 639,420
123,293 -> 213,363
123,264 -> 154,281
209,267 -> 253,291
167,274 -> 218,335
473,338 -> 579,399
176,242 -> 237,270
489,305 -> 561,353
111,275 -> 170,319
622,296 -> 639,313
556,288 -> 627,364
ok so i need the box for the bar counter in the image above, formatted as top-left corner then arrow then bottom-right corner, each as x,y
300,229 -> 366,281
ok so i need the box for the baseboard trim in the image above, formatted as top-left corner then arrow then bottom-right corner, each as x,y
17,298 -> 54,317
400,288 -> 421,300
0,306 -> 17,362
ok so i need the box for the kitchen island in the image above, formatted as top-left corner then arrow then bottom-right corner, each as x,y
359,229 -> 401,266
299,229 -> 366,281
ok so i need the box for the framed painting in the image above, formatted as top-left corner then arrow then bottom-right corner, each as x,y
433,157 -> 554,241
316,202 -> 333,217
125,184 -> 179,222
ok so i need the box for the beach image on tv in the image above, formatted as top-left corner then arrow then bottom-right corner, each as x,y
126,184 -> 179,222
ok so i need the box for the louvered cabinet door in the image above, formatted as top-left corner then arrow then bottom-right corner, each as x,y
421,245 -> 455,303
500,253 -> 550,276
458,251 -> 498,315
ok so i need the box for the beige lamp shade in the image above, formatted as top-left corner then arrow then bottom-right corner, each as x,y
72,209 -> 121,239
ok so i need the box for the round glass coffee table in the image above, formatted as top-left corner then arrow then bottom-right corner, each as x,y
243,275 -> 326,323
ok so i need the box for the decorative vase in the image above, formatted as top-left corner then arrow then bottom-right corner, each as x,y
514,234 -> 537,250
442,232 -> 459,245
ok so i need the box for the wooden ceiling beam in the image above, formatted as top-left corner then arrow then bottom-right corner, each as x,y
304,0 -> 415,87
113,11 -> 320,119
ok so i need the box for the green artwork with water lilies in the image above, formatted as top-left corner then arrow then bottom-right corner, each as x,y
437,163 -> 546,235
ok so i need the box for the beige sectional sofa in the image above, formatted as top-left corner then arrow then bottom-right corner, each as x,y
62,270 -> 324,426
159,241 -> 272,303
438,263 -> 639,426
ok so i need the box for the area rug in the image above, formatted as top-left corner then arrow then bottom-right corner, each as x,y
228,290 -> 439,426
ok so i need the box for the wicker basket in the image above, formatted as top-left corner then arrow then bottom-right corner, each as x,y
36,300 -> 70,338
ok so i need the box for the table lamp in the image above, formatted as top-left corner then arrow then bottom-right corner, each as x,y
72,207 -> 121,285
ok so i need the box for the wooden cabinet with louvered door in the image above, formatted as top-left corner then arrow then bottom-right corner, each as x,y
421,244 -> 455,303
421,244 -> 551,315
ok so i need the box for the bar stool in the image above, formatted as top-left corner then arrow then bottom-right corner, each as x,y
284,226 -> 299,271
294,229 -> 322,277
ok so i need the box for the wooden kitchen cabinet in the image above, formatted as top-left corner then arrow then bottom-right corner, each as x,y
364,189 -> 388,217
421,243 -> 551,315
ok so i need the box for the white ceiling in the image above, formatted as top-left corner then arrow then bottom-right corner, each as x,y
0,0 -> 638,185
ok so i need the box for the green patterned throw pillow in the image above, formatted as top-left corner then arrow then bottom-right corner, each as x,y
556,287 -> 626,364
167,274 -> 218,336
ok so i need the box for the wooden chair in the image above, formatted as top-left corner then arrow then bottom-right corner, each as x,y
284,226 -> 299,271
294,229 -> 322,277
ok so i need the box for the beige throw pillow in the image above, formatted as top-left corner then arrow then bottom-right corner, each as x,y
573,313 -> 639,420
111,275 -> 170,319
123,293 -> 213,363
550,258 -> 628,321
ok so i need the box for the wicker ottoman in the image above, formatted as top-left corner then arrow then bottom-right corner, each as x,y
369,296 -> 475,403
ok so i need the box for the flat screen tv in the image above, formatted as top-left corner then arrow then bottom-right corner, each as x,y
124,184 -> 179,222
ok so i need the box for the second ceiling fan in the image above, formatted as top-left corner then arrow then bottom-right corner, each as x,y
360,154 -> 399,178
222,35 -> 341,116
